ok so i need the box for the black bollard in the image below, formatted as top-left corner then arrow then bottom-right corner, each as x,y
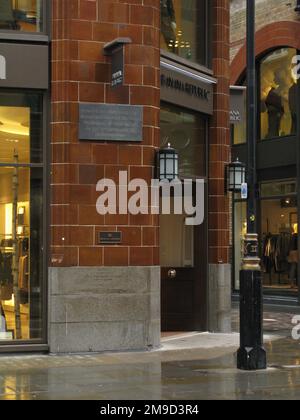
237,233 -> 267,371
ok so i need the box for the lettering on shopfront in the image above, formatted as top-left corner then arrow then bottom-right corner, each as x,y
161,74 -> 210,101
0,55 -> 6,80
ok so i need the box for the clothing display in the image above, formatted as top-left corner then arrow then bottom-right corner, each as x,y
262,232 -> 292,274
262,232 -> 299,287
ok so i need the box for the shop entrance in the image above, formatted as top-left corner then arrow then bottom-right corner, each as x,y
160,103 -> 208,332
0,91 -> 45,345
160,211 -> 207,331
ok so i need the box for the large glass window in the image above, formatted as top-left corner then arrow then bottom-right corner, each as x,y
0,0 -> 43,32
260,48 -> 297,140
160,103 -> 207,178
160,0 -> 209,66
0,91 -> 44,343
261,181 -> 298,293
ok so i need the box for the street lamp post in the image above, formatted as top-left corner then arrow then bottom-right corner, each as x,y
237,0 -> 267,371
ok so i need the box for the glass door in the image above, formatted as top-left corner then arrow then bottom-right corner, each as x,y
0,91 -> 45,343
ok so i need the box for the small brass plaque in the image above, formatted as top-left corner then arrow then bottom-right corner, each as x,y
98,232 -> 122,245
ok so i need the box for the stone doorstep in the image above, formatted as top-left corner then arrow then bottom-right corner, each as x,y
158,332 -> 282,352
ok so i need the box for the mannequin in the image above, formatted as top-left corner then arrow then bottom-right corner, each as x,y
161,0 -> 178,53
265,68 -> 291,138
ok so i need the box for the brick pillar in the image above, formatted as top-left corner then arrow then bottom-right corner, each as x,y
208,0 -> 232,333
49,0 -> 161,353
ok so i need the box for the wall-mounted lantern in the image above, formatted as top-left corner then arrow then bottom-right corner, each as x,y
157,143 -> 179,181
227,158 -> 246,193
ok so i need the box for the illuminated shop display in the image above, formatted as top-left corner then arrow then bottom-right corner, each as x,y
260,48 -> 297,140
0,93 -> 44,342
160,0 -> 208,66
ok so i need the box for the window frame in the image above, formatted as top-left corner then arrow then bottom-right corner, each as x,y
232,47 -> 300,146
160,0 -> 212,72
0,0 -> 50,41
258,47 -> 299,142
0,88 -> 49,350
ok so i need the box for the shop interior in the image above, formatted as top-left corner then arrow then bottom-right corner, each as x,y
0,106 -> 31,341
0,0 -> 41,32
234,181 -> 299,295
261,195 -> 298,293
160,0 -> 206,64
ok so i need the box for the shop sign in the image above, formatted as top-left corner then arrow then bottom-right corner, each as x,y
79,103 -> 143,142
230,87 -> 246,124
241,183 -> 248,200
0,55 -> 6,80
111,46 -> 124,88
104,38 -> 132,89
98,232 -> 122,245
0,43 -> 49,89
160,64 -> 214,115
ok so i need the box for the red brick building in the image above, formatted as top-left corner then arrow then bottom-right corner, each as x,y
0,0 -> 231,353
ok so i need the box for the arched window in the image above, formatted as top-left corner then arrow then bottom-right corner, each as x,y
260,48 -> 297,140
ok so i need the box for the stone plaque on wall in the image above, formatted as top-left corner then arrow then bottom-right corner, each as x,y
79,103 -> 143,142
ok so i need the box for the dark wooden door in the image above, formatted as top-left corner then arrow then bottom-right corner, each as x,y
161,217 -> 208,332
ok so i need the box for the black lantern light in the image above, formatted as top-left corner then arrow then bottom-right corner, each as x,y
227,158 -> 246,193
157,143 -> 179,181
295,0 -> 300,12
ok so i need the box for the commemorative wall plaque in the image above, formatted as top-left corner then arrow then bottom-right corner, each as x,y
79,103 -> 143,142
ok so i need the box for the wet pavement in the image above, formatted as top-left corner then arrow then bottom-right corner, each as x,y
0,307 -> 300,400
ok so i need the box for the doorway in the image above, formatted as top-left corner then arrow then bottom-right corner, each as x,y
0,91 -> 46,345
160,102 -> 208,332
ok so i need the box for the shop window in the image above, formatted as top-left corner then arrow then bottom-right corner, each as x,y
261,195 -> 298,292
0,92 -> 44,342
260,180 -> 298,292
260,48 -> 297,140
160,0 -> 209,66
0,0 -> 43,33
160,103 -> 207,179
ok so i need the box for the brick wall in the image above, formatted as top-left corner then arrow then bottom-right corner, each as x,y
231,0 -> 300,61
209,0 -> 231,265
51,0 -> 161,268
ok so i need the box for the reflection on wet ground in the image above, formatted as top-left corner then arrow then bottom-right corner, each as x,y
0,309 -> 300,400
